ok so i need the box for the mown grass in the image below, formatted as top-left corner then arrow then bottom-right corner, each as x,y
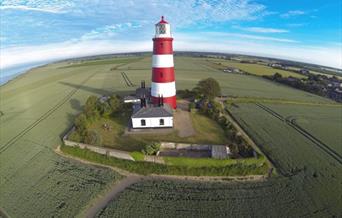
84,111 -> 229,151
164,155 -> 267,168
130,151 -> 145,161
61,145 -> 269,176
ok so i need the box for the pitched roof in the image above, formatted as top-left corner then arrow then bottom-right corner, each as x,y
132,104 -> 173,118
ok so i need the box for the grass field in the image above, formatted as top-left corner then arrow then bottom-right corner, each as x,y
0,54 -> 340,217
206,58 -> 306,78
227,103 -> 341,215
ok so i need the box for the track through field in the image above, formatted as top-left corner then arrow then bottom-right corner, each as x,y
0,72 -> 97,154
255,103 -> 342,165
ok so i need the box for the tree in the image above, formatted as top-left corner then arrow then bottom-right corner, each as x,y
108,95 -> 121,113
84,129 -> 102,146
84,96 -> 99,120
194,77 -> 221,100
97,101 -> 111,117
74,113 -> 88,135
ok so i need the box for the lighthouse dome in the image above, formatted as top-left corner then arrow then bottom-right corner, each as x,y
155,16 -> 171,38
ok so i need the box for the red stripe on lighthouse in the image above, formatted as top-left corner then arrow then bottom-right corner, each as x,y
152,67 -> 175,83
153,38 -> 173,54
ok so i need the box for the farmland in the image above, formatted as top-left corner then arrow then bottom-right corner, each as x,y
95,178 -> 317,217
0,54 -> 341,217
228,103 -> 342,215
206,58 -> 306,78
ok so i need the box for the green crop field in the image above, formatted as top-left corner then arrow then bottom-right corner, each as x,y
227,103 -> 341,215
206,58 -> 306,78
0,54 -> 340,217
95,178 -> 317,217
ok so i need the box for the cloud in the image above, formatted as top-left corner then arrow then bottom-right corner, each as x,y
0,5 -> 63,13
202,32 -> 297,43
233,26 -> 289,33
2,33 -> 341,71
0,0 -> 74,13
0,40 -> 151,70
280,10 -> 306,18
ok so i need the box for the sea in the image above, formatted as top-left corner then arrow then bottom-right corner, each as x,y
0,62 -> 49,86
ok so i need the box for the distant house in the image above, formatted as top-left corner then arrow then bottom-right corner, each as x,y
299,69 -> 310,75
223,67 -> 241,73
131,102 -> 173,128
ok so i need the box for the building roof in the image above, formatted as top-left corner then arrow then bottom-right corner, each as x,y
132,104 -> 173,118
157,16 -> 168,24
136,87 -> 150,98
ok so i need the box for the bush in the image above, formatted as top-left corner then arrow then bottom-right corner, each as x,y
108,95 -> 122,113
142,142 -> 160,155
188,102 -> 196,112
68,131 -> 82,142
84,129 -> 102,146
84,96 -> 100,120
97,101 -> 112,117
74,113 -> 88,135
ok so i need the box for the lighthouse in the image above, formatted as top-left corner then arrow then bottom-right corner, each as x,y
151,16 -> 177,109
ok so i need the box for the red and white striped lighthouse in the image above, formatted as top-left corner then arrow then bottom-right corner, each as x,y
151,16 -> 177,109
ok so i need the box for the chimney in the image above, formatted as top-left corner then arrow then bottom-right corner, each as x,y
140,98 -> 144,108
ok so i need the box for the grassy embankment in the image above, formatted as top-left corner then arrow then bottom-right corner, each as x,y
61,145 -> 269,176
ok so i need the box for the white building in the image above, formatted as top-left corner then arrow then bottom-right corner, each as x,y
131,104 -> 173,128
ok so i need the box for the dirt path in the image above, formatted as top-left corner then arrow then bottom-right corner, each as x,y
84,175 -> 143,218
174,110 -> 196,137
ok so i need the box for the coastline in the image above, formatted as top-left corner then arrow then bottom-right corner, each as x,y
0,62 -> 50,87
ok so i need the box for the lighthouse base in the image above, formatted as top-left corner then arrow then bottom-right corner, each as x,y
151,96 -> 177,109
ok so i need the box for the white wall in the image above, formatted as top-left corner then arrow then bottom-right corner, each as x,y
132,116 -> 173,128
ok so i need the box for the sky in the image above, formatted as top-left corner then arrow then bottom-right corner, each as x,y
0,0 -> 341,70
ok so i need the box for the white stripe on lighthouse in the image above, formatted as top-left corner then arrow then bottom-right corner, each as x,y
152,55 -> 174,68
151,81 -> 176,98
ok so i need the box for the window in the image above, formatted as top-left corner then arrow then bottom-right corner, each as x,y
160,42 -> 163,47
141,119 -> 146,126
159,24 -> 166,34
159,119 -> 164,125
160,72 -> 163,78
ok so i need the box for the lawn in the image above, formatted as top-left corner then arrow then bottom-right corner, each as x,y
164,155 -> 267,168
83,111 -> 229,152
